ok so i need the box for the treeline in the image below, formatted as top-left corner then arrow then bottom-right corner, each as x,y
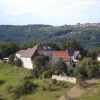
0,42 -> 18,59
0,25 -> 100,51
0,40 -> 100,59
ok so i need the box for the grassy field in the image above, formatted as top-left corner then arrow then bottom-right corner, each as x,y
0,63 -> 32,100
0,63 -> 100,100
80,79 -> 100,100
0,63 -> 74,100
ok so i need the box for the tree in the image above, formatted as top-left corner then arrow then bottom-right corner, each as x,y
33,55 -> 45,68
45,42 -> 60,50
15,58 -> 22,67
51,59 -> 68,75
76,58 -> 99,79
20,42 -> 36,50
0,42 -> 18,59
61,40 -> 80,50
33,55 -> 46,77
8,55 -> 15,64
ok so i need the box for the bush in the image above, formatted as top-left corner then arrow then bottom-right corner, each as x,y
5,84 -> 14,93
41,70 -> 53,79
14,58 -> 22,67
6,78 -> 37,99
8,55 -> 15,64
52,79 -> 57,85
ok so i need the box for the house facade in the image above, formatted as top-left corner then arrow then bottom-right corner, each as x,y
16,45 -> 38,69
37,44 -> 53,60
72,51 -> 82,62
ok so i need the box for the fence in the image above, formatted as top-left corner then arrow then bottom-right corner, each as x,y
52,75 -> 77,84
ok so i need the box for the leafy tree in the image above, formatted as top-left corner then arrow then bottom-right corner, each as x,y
33,55 -> 45,68
76,58 -> 99,79
45,42 -> 60,50
15,58 -> 22,67
51,59 -> 68,75
0,42 -> 18,59
20,42 -> 36,50
8,55 -> 15,64
12,78 -> 37,99
33,55 -> 46,77
61,40 -> 80,50
41,69 -> 53,79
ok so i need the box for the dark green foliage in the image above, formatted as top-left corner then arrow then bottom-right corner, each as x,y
61,40 -> 80,50
41,69 -> 53,79
0,42 -> 18,59
6,78 -> 37,99
42,80 -> 70,92
34,55 -> 46,68
20,42 -> 36,50
32,55 -> 48,78
41,60 -> 68,79
45,42 -> 60,50
0,80 -> 5,86
52,79 -> 57,84
0,25 -> 100,52
8,55 -> 15,64
5,84 -> 14,93
14,58 -> 22,67
76,58 -> 100,79
51,59 -> 68,75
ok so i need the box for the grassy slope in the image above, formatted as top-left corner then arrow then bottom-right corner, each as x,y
0,63 -> 74,100
80,79 -> 100,100
19,79 -> 74,100
0,63 -> 32,100
0,63 -> 100,100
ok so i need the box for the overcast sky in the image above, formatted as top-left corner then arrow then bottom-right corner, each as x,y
0,0 -> 100,25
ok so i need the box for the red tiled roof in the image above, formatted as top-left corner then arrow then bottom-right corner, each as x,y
52,51 -> 69,59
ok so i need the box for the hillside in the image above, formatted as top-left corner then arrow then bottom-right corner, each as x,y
0,63 -> 74,100
0,24 -> 100,50
0,63 -> 100,100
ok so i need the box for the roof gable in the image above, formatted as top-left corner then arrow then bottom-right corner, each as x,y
66,48 -> 75,56
16,45 -> 38,58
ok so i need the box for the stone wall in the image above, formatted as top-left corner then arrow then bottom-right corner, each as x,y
52,75 -> 77,84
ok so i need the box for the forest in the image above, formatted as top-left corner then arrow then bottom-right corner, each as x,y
0,24 -> 100,51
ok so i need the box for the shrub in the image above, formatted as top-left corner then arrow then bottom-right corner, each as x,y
41,70 -> 53,79
4,81 -> 36,99
14,58 -> 22,67
52,79 -> 57,85
5,84 -> 14,93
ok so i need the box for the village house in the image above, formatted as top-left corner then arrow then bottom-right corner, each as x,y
16,45 -> 38,69
15,44 -> 53,69
37,44 -> 53,61
52,51 -> 74,71
15,44 -> 82,70
72,51 -> 82,62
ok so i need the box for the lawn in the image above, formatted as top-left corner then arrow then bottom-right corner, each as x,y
79,79 -> 100,100
19,79 -> 74,100
0,63 -> 74,100
0,63 -> 100,100
0,63 -> 32,100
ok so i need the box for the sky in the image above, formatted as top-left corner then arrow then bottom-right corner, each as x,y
0,0 -> 100,25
